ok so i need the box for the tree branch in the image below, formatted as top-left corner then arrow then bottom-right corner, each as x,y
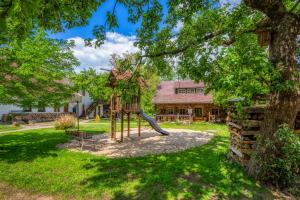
244,0 -> 287,19
141,26 -> 262,58
141,32 -> 223,58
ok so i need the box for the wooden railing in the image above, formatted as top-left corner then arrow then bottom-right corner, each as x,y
124,102 -> 139,112
155,114 -> 190,122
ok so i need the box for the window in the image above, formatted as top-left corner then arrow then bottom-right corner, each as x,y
211,108 -> 219,115
38,107 -> 46,112
54,106 -> 60,112
23,106 -> 32,112
177,88 -> 186,94
195,108 -> 203,117
167,108 -> 174,114
196,88 -> 204,94
179,108 -> 188,115
186,88 -> 195,93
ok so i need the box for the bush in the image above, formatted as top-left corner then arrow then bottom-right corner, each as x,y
12,122 -> 21,127
54,115 -> 76,130
251,124 -> 300,188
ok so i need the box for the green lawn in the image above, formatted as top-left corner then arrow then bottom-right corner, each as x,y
0,121 -> 272,199
0,124 -> 21,132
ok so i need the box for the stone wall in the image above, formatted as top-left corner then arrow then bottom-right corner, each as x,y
2,112 -> 75,123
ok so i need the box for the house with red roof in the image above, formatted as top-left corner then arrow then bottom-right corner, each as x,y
153,80 -> 225,122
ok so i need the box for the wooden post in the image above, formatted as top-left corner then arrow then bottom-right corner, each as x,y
121,111 -> 124,142
127,113 -> 130,137
110,94 -> 114,140
138,113 -> 141,137
110,112 -> 114,139
113,113 -> 117,140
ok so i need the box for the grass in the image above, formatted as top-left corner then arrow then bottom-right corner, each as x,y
0,124 -> 21,132
0,121 -> 272,199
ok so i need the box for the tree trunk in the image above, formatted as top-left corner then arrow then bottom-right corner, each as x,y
262,12 -> 300,133
247,7 -> 300,176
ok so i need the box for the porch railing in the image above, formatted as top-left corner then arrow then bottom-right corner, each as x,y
155,114 -> 190,122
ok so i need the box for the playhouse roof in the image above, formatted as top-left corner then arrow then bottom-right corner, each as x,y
107,68 -> 146,88
152,80 -> 213,104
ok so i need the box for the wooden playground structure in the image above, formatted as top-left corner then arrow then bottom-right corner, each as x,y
108,68 -> 143,142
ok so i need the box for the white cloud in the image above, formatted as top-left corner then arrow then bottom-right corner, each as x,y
69,32 -> 139,71
173,21 -> 183,33
219,0 -> 241,9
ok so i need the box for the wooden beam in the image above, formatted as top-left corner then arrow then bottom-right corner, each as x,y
113,112 -> 117,140
127,113 -> 130,137
138,113 -> 141,137
121,112 -> 124,142
110,111 -> 113,139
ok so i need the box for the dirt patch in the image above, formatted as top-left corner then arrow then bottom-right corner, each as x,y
0,182 -> 53,200
57,128 -> 214,158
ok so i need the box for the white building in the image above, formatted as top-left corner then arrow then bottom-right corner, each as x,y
0,90 -> 106,122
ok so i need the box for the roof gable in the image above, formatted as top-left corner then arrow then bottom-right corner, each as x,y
153,80 -> 213,104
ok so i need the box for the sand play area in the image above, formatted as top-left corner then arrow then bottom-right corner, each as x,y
57,128 -> 215,158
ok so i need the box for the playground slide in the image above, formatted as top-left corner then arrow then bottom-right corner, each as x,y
141,111 -> 169,135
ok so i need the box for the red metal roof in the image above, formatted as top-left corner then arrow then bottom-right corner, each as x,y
153,80 -> 213,104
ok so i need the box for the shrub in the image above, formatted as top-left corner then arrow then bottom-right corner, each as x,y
54,115 -> 76,130
250,124 -> 300,188
12,122 -> 21,127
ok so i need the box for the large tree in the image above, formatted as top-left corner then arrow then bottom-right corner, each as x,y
0,30 -> 79,107
99,0 -> 299,185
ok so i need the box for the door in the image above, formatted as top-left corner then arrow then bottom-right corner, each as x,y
64,104 -> 69,113
82,104 -> 85,116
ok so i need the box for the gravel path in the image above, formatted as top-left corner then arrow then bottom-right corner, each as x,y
58,128 -> 214,158
0,120 -> 91,134
0,125 -> 53,134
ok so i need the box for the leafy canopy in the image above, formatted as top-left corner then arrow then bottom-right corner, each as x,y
111,53 -> 160,113
71,69 -> 111,102
1,0 -> 299,106
0,30 -> 79,107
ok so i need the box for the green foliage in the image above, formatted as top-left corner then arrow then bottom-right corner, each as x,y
208,34 -> 271,105
111,53 -> 144,104
0,0 -> 101,44
251,124 -> 300,188
71,69 -> 111,102
140,68 -> 160,114
111,53 -> 160,114
0,30 -> 78,107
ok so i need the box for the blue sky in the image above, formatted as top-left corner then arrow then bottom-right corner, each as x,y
48,1 -> 168,71
48,0 -> 238,71
49,1 -> 168,40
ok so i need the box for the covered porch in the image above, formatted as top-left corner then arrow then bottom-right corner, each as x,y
155,103 -> 224,122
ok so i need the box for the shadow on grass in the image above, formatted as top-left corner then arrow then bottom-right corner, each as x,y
81,136 -> 272,200
0,129 -> 67,163
0,128 -> 273,199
